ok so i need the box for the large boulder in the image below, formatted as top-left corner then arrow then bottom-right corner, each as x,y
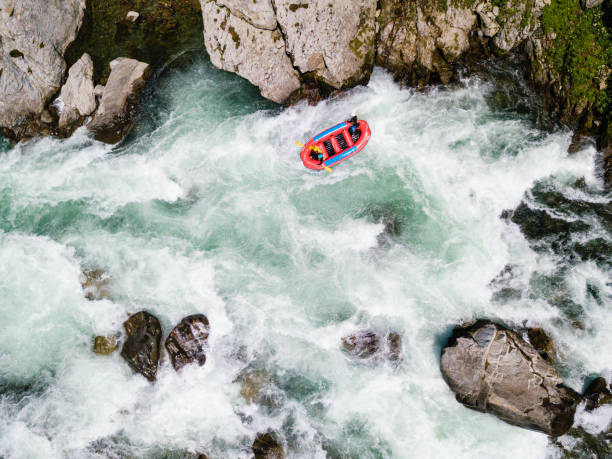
87,57 -> 151,143
120,311 -> 162,381
165,314 -> 210,371
440,320 -> 581,436
201,1 -> 300,103
57,53 -> 97,134
217,0 -> 277,30
0,0 -> 86,139
274,0 -> 377,88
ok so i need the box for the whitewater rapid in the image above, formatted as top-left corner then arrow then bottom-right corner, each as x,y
0,54 -> 610,458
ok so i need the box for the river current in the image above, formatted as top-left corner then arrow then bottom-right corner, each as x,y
0,53 -> 610,458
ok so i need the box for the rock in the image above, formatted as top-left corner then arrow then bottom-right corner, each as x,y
475,3 -> 500,37
386,332 -> 402,362
583,377 -> 612,410
342,330 -> 379,358
582,0 -> 604,8
94,85 -> 105,98
165,314 -> 210,371
493,0 -> 548,52
342,330 -> 402,361
527,327 -> 555,362
252,431 -> 284,459
0,0 -> 86,139
274,0 -> 377,88
87,57 -> 151,144
81,269 -> 111,300
120,311 -> 162,381
440,320 -> 581,436
57,53 -> 97,133
201,2 -> 300,103
40,110 -> 54,125
376,1 -> 476,85
239,369 -> 274,405
217,0 -> 277,30
93,335 -> 119,355
125,11 -> 140,23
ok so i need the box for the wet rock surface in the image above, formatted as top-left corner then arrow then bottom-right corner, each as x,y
87,57 -> 151,144
81,269 -> 112,300
165,314 -> 209,371
583,377 -> 612,410
441,320 -> 581,436
93,335 -> 119,355
342,330 -> 402,362
120,311 -> 162,381
527,327 -> 555,362
252,431 -> 285,459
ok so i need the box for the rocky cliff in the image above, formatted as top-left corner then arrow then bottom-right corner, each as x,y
1,0 -> 610,177
0,0 -> 86,140
200,0 -> 611,181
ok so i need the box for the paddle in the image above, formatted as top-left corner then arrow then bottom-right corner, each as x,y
296,142 -> 332,173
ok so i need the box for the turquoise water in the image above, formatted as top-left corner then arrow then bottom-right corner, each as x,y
0,53 -> 610,458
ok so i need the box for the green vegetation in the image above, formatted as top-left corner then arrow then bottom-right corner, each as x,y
65,0 -> 204,83
289,3 -> 309,12
541,0 -> 611,122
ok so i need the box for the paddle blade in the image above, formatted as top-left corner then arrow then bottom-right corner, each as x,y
324,165 -> 332,173
296,141 -> 304,147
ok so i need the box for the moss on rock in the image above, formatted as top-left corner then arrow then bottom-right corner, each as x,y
65,0 -> 203,83
540,0 -> 611,126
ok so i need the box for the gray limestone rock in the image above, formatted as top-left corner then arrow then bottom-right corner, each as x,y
87,57 -> 151,144
582,0 -> 604,8
217,0 -> 277,30
493,0 -> 550,52
202,2 -> 300,103
57,53 -> 96,133
274,0 -> 377,88
0,0 -> 86,138
441,321 -> 581,436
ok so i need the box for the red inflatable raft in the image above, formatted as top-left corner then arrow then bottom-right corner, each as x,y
300,119 -> 371,170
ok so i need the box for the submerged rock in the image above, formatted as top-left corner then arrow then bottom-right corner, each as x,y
0,0 -> 86,139
440,320 -> 581,436
93,335 -> 119,355
165,314 -> 210,371
252,431 -> 284,459
120,311 -> 162,381
81,269 -> 112,300
342,330 -> 402,362
239,369 -> 274,405
87,57 -> 151,144
58,53 -> 97,134
583,377 -> 612,410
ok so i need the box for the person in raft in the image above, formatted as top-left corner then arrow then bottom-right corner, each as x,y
309,145 -> 324,164
348,113 -> 359,134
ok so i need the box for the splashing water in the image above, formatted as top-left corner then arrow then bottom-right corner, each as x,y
0,53 -> 610,458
